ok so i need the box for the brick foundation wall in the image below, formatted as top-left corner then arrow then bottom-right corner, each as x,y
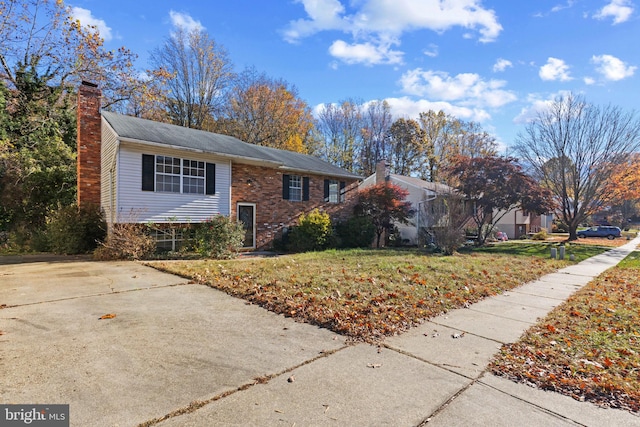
77,82 -> 102,208
231,164 -> 360,250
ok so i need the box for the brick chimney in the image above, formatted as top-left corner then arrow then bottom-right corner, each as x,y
77,81 -> 102,207
375,160 -> 389,184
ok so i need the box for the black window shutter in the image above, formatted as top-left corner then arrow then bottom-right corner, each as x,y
303,177 -> 310,201
282,174 -> 290,200
206,163 -> 216,195
142,154 -> 154,191
323,179 -> 330,202
340,181 -> 346,202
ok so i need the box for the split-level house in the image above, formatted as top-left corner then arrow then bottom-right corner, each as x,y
360,161 -> 455,245
77,82 -> 361,251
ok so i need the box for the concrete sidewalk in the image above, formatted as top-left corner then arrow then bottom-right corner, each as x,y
1,238 -> 639,426
155,237 -> 640,427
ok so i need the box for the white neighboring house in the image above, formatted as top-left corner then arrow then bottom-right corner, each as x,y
493,208 -> 554,239
360,162 -> 453,245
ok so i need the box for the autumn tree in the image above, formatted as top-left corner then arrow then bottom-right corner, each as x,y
359,100 -> 393,176
0,0 -> 142,233
602,153 -> 640,223
447,156 -> 556,245
1,0 -> 141,109
387,118 -> 426,176
149,26 -> 234,129
216,67 -> 316,153
514,93 -> 640,240
356,182 -> 414,248
316,99 -> 363,172
418,110 -> 497,183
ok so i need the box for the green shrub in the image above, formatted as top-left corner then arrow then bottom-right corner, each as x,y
194,215 -> 245,259
47,204 -> 107,254
335,216 -> 375,248
288,209 -> 332,252
93,223 -> 156,260
531,229 -> 548,240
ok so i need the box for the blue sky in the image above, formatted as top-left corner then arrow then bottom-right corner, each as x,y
69,0 -> 638,152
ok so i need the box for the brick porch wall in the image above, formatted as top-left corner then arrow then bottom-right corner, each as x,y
231,164 -> 360,250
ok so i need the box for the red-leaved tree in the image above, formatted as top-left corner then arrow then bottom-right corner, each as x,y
356,182 -> 414,248
447,156 -> 556,245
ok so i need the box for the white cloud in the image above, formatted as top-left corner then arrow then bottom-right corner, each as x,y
423,44 -> 439,58
399,69 -> 517,108
383,97 -> 492,123
328,39 -> 404,65
514,91 -> 572,124
493,58 -> 513,72
593,0 -> 634,24
551,1 -> 576,13
584,76 -> 596,85
283,0 -> 346,42
539,57 -> 572,81
591,54 -> 636,80
284,0 -> 502,65
169,10 -> 205,32
70,7 -> 113,41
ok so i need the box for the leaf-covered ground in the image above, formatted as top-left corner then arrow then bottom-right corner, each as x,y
148,245 -> 604,342
490,251 -> 640,413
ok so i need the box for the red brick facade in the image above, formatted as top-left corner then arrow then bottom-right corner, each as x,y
231,164 -> 360,250
77,82 -> 102,208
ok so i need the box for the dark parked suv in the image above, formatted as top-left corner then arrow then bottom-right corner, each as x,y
576,226 -> 622,239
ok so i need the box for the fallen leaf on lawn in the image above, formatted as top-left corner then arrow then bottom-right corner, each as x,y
99,313 -> 116,320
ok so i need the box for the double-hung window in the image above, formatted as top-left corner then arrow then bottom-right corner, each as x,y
142,154 -> 215,195
282,174 -> 309,201
289,175 -> 302,201
155,156 -> 181,193
182,159 -> 205,194
324,179 -> 346,203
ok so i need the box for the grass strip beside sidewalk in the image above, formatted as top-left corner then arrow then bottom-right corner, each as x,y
490,251 -> 640,413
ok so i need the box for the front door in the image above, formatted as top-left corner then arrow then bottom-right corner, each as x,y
237,203 -> 256,249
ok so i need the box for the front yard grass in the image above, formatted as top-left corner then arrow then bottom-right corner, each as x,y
490,250 -> 640,413
148,243 -> 608,342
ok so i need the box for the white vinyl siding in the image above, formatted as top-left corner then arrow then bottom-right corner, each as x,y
115,143 -> 230,223
101,120 -> 119,224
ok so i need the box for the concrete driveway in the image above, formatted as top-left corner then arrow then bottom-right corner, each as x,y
0,256 -> 344,426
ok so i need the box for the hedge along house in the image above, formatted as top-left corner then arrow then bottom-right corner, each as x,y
77,82 -> 361,251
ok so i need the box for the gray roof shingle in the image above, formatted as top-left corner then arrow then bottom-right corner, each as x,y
102,111 -> 360,180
